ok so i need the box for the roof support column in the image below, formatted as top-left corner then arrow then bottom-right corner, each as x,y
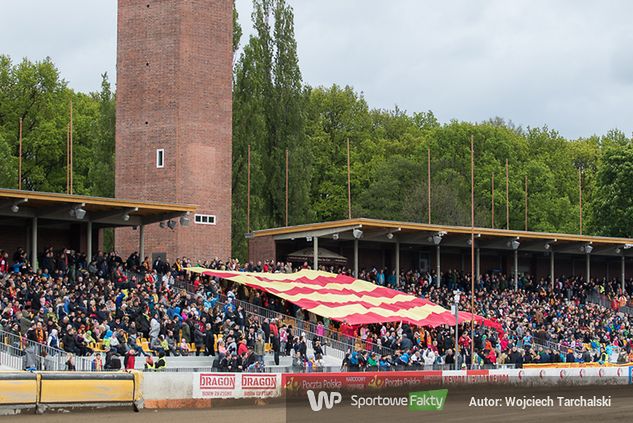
395,239 -> 400,287
475,247 -> 480,284
436,245 -> 441,288
622,255 -> 626,293
586,252 -> 591,283
313,237 -> 319,270
550,251 -> 555,291
514,249 -> 518,291
139,225 -> 145,265
86,221 -> 93,263
353,238 -> 358,278
31,217 -> 38,271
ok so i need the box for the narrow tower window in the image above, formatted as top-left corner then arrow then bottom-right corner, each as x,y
156,149 -> 165,168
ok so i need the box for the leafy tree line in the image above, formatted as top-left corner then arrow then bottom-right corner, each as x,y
0,55 -> 115,198
1,1 -> 632,261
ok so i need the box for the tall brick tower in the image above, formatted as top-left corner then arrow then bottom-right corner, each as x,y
115,0 -> 232,262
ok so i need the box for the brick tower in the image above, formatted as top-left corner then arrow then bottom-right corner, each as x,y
115,0 -> 232,262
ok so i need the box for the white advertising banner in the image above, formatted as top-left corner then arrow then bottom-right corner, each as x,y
192,372 -> 282,399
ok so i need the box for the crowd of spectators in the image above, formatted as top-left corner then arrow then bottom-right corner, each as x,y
2,247 -> 633,373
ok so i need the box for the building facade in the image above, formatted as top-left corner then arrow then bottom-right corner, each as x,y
115,0 -> 233,261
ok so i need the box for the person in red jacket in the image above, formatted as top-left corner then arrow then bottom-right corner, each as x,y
125,348 -> 136,370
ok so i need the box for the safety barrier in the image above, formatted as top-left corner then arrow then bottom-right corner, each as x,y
0,371 -> 142,413
0,372 -> 38,407
141,366 -> 633,409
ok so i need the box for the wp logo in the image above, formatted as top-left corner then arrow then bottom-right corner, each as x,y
306,390 -> 342,411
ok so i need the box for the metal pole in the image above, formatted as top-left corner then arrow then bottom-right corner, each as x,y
550,251 -> 555,291
313,237 -> 319,270
506,159 -> 510,230
353,238 -> 359,278
31,217 -> 38,271
436,245 -> 441,287
514,249 -> 518,291
347,139 -> 352,219
18,118 -> 23,190
525,175 -> 528,231
86,221 -> 93,264
395,239 -> 400,287
139,225 -> 145,263
66,124 -> 70,194
579,168 -> 583,235
427,146 -> 431,224
69,99 -> 73,195
491,173 -> 494,228
247,144 -> 251,233
285,148 -> 289,227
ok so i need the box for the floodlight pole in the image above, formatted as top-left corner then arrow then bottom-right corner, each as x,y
579,167 -> 583,235
285,148 -> 289,227
247,144 -> 251,233
18,118 -> 23,190
427,146 -> 431,224
491,173 -> 494,228
506,159 -> 509,230
347,139 -> 352,219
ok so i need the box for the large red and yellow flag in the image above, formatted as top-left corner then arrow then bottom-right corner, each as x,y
188,268 -> 500,329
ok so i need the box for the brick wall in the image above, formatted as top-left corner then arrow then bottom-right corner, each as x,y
248,236 -> 277,264
115,0 -> 233,262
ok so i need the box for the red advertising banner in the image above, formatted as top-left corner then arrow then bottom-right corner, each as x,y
282,371 -> 443,393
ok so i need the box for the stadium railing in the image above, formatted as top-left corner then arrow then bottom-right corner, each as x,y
587,292 -> 633,316
0,329 -> 95,371
138,363 -> 516,373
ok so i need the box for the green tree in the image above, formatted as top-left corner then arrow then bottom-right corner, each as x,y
231,0 -> 310,259
588,140 -> 633,237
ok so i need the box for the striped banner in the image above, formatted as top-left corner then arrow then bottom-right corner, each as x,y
188,268 -> 500,329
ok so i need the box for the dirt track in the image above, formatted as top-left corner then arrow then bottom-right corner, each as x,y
5,384 -> 633,423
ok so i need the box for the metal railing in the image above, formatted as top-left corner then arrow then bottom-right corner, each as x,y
587,292 -> 633,316
0,344 -> 24,370
0,329 -> 96,371
138,363 -> 516,373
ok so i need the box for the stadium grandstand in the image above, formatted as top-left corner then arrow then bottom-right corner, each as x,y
3,214 -> 633,375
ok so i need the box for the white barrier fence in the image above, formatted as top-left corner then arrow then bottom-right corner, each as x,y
142,367 -> 633,404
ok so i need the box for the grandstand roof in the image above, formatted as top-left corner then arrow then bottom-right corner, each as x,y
249,218 -> 633,257
0,188 -> 196,228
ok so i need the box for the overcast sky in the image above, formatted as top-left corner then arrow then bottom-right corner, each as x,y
2,0 -> 632,139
